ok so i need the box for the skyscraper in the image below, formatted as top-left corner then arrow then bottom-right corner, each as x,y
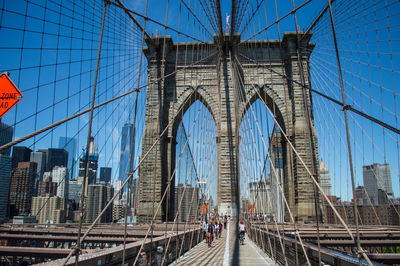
31,195 -> 65,224
78,153 -> 98,186
249,180 -> 271,217
8,162 -> 37,217
0,121 -> 13,156
58,137 -> 76,180
319,160 -> 332,196
78,137 -> 98,195
46,148 -> 68,172
52,166 -> 69,199
355,186 -> 365,205
86,183 -> 114,223
0,154 -> 11,220
269,128 -> 284,222
11,146 -> 32,170
99,167 -> 111,184
30,151 -> 46,194
119,123 -> 134,182
68,180 -> 82,204
114,180 -> 123,200
363,163 -> 393,205
37,175 -> 58,197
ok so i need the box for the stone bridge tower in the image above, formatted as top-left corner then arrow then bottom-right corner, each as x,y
137,32 -> 320,223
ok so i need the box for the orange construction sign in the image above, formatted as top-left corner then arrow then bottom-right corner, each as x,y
0,73 -> 23,119
249,205 -> 254,214
202,204 -> 207,214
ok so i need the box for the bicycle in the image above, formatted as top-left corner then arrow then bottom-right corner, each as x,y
239,231 -> 245,245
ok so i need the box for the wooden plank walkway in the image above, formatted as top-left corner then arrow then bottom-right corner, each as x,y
170,222 -> 277,265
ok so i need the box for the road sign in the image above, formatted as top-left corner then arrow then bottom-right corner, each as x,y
0,73 -> 23,119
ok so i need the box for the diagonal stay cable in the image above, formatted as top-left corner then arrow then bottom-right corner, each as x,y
237,51 -> 400,136
232,55 -> 311,266
121,0 -> 149,263
0,51 -> 218,153
109,0 -> 208,44
238,101 -> 289,265
75,2 -> 108,263
241,0 -> 312,42
240,0 -> 265,35
232,51 -> 356,242
131,91 -> 205,265
61,85 -> 202,265
180,0 -> 214,38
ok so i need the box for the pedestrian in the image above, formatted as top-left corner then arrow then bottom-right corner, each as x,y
155,246 -> 164,266
215,222 -> 219,238
138,252 -> 147,266
207,221 -> 214,247
203,220 -> 208,241
224,216 -> 227,229
219,221 -> 223,238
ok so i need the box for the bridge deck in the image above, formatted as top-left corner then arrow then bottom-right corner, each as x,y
171,222 -> 277,265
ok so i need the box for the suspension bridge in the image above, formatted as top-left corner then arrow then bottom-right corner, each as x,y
0,0 -> 399,265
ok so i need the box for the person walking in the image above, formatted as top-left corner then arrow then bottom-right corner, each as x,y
224,215 -> 227,229
206,221 -> 214,247
218,221 -> 223,238
203,220 -> 208,240
215,222 -> 219,238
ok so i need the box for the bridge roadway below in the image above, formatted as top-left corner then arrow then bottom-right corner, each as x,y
1,222 -> 400,265
170,222 -> 277,266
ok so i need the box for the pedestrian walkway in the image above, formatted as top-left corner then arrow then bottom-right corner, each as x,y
170,222 -> 277,265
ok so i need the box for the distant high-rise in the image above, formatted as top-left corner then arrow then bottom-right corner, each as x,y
68,180 -> 82,204
133,178 -> 140,212
249,180 -> 271,217
355,186 -> 365,205
39,148 -> 68,172
86,183 -> 113,223
78,137 -> 98,191
119,123 -> 134,182
175,183 -> 199,222
112,200 -> 125,222
363,163 -> 393,205
0,121 -> 13,156
11,146 -> 32,170
31,195 -> 65,224
52,166 -> 69,200
269,128 -> 284,222
99,167 -> 112,184
58,137 -> 76,180
37,175 -> 58,197
8,162 -> 37,217
319,160 -> 332,196
114,180 -> 123,200
30,151 -> 46,194
0,155 -> 11,220
78,153 -> 98,189
30,152 -> 46,180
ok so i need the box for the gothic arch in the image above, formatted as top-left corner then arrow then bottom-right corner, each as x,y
168,86 -> 219,139
239,85 -> 289,134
